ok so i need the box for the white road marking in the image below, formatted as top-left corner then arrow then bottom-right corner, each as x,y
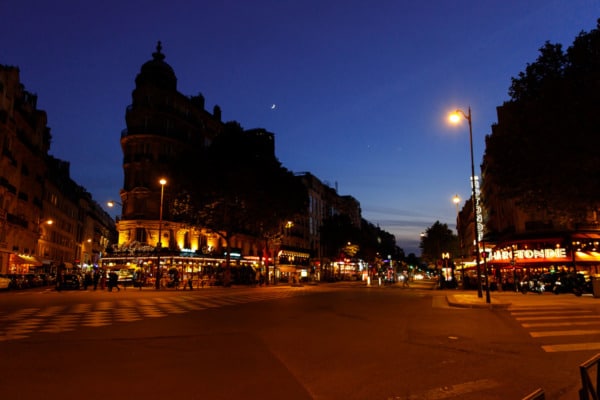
543,342 -> 600,352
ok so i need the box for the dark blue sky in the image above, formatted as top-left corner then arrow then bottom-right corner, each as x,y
2,0 -> 598,254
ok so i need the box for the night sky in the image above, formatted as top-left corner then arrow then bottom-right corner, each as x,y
2,0 -> 598,254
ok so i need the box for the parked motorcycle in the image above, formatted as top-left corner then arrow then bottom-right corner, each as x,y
519,279 -> 544,294
553,273 -> 584,296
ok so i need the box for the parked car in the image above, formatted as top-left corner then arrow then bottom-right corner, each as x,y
58,274 -> 81,290
39,273 -> 56,286
0,275 -> 11,290
7,274 -> 27,290
553,272 -> 586,296
25,274 -> 44,287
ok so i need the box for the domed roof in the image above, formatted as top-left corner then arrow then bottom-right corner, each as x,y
135,41 -> 177,90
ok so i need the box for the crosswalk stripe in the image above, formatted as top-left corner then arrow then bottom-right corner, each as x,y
510,306 -> 600,353
511,310 -> 592,316
5,308 -> 39,320
515,315 -> 600,321
36,305 -> 65,317
530,329 -> 600,338
0,287 -> 311,341
543,342 -> 600,352
522,321 -> 600,328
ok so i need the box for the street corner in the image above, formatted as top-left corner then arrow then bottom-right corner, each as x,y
446,293 -> 512,309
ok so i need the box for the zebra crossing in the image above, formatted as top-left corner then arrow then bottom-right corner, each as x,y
0,288 -> 309,342
510,306 -> 600,352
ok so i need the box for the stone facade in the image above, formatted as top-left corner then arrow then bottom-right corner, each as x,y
0,65 -> 115,275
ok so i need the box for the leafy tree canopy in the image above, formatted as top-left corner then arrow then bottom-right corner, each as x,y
419,221 -> 459,265
358,219 -> 403,263
172,121 -> 308,248
319,214 -> 360,259
484,19 -> 600,220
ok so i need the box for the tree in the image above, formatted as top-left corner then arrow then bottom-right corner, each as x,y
319,214 -> 360,259
419,221 -> 459,266
172,121 -> 307,285
484,20 -> 600,223
358,219 -> 402,264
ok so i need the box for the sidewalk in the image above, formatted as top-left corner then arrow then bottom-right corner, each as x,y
446,290 -> 599,309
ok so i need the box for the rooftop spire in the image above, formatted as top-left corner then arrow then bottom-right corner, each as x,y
152,41 -> 165,61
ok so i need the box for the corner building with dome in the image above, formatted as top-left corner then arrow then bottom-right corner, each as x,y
105,43 -> 363,284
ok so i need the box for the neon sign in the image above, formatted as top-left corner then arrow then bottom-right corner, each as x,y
490,248 -> 568,262
471,176 -> 483,242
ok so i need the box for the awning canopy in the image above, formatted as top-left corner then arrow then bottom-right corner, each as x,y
278,250 -> 310,258
9,254 -> 43,266
572,233 -> 600,240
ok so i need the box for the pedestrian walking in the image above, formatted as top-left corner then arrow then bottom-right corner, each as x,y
83,272 -> 92,290
100,271 -> 106,290
93,270 -> 100,290
402,271 -> 410,288
137,270 -> 144,291
108,271 -> 120,292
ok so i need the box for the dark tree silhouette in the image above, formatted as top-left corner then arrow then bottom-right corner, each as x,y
171,121 -> 307,285
419,221 -> 459,265
484,19 -> 600,223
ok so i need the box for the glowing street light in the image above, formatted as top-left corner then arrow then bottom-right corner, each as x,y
106,200 -> 121,208
452,193 -> 461,236
156,178 -> 167,290
452,194 -> 461,212
107,200 -> 123,222
448,107 -> 489,303
81,238 -> 92,269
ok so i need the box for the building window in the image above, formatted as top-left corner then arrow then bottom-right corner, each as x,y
135,228 -> 147,243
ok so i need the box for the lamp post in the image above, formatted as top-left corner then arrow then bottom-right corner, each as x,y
449,107 -> 489,303
80,238 -> 91,270
452,194 -> 460,214
155,178 -> 167,290
106,200 -> 122,221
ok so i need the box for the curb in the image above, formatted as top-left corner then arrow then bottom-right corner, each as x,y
446,294 -> 512,309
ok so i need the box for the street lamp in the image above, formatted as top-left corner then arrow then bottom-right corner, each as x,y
155,178 -> 167,290
107,200 -> 122,218
449,107 -> 490,303
81,238 -> 91,270
452,194 -> 460,213
452,194 -> 462,236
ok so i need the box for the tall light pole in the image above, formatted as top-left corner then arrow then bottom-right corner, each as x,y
452,194 -> 463,264
156,178 -> 167,290
449,107 -> 489,302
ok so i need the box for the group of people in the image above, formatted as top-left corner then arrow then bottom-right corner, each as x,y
76,269 -> 120,291
55,266 -> 203,291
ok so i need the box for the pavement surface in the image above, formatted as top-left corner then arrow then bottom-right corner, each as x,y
446,289 -> 600,309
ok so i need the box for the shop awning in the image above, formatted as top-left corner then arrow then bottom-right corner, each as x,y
572,233 -> 600,240
9,254 -> 43,266
278,250 -> 310,258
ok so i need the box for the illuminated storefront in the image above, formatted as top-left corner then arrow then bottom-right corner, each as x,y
481,232 -> 600,286
101,251 -> 262,287
8,253 -> 43,274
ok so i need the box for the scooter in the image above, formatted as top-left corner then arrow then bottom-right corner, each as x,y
519,279 -> 544,295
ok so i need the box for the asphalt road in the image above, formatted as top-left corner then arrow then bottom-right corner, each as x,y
1,282 -> 600,399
